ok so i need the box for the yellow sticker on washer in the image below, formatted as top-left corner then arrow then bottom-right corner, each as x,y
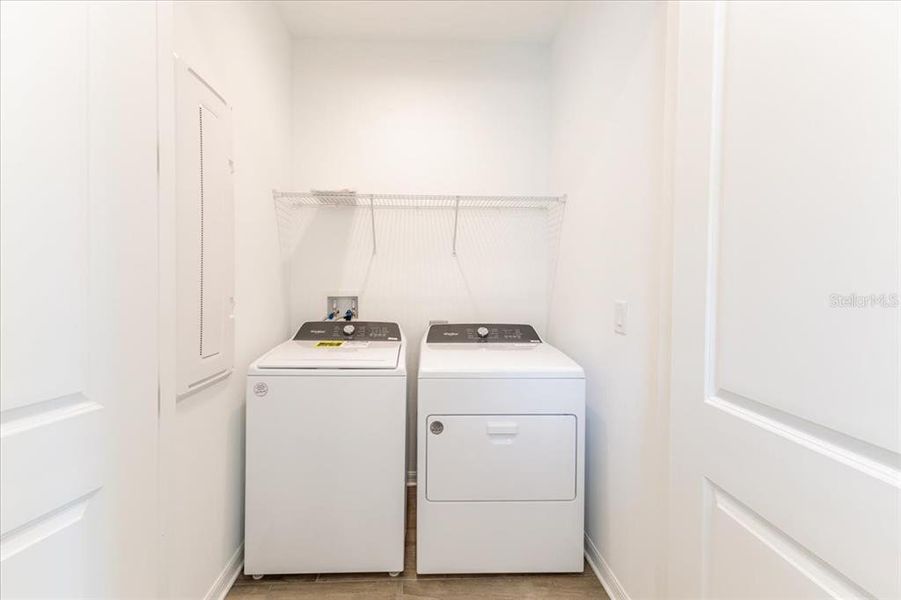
315,341 -> 344,348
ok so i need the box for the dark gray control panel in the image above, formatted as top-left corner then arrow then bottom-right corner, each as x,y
426,323 -> 541,344
294,321 -> 401,341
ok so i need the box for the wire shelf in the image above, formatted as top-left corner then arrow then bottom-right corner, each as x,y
274,190 -> 565,210
273,190 -> 566,257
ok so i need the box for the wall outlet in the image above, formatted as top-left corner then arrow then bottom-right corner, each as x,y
614,300 -> 628,335
327,295 -> 358,320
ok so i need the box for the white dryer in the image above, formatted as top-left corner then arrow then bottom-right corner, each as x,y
245,321 -> 406,577
416,323 -> 585,574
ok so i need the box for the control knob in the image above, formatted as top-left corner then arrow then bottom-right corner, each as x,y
476,326 -> 490,339
343,324 -> 355,336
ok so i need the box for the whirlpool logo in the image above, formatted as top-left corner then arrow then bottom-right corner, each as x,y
253,382 -> 269,397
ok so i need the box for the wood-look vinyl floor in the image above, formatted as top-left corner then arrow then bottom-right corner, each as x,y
228,486 -> 609,600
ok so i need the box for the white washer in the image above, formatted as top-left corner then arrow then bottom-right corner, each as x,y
245,321 -> 406,577
416,323 -> 585,574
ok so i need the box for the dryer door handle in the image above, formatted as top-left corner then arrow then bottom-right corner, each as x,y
486,422 -> 518,436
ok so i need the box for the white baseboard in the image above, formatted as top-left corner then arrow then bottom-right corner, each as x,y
407,470 -> 417,486
584,534 -> 630,600
204,543 -> 244,600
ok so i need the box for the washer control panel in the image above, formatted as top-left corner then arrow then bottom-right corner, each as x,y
426,323 -> 541,344
294,321 -> 401,341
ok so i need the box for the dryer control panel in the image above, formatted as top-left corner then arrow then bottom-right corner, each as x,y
426,323 -> 541,344
294,321 -> 401,341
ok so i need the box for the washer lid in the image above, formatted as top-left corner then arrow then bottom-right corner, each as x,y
256,339 -> 401,370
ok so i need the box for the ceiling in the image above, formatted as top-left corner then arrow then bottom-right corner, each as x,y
274,1 -> 570,44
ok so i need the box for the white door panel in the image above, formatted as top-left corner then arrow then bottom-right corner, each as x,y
0,0 -> 89,413
705,404 -> 898,598
668,2 -> 900,599
0,2 -> 159,597
0,399 -> 103,534
0,5 -> 101,596
1,508 -> 91,599
714,1 -> 899,453
706,484 -> 866,600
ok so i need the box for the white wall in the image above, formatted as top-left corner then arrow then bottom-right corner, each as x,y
160,3 -> 293,598
546,2 -> 669,599
292,39 -> 550,195
290,39 -> 555,472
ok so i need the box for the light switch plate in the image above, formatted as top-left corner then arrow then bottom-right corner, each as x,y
614,300 -> 628,335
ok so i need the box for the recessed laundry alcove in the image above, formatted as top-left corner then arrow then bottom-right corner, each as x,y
2,1 -> 895,599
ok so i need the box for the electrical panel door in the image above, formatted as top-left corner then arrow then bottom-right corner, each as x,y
175,61 -> 234,398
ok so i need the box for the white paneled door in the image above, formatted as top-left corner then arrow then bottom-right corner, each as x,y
668,2 -> 900,599
0,2 -> 159,598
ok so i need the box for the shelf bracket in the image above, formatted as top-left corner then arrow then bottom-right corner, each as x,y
369,195 -> 376,256
452,195 -> 460,256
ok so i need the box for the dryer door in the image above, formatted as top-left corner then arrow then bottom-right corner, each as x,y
425,414 -> 576,502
